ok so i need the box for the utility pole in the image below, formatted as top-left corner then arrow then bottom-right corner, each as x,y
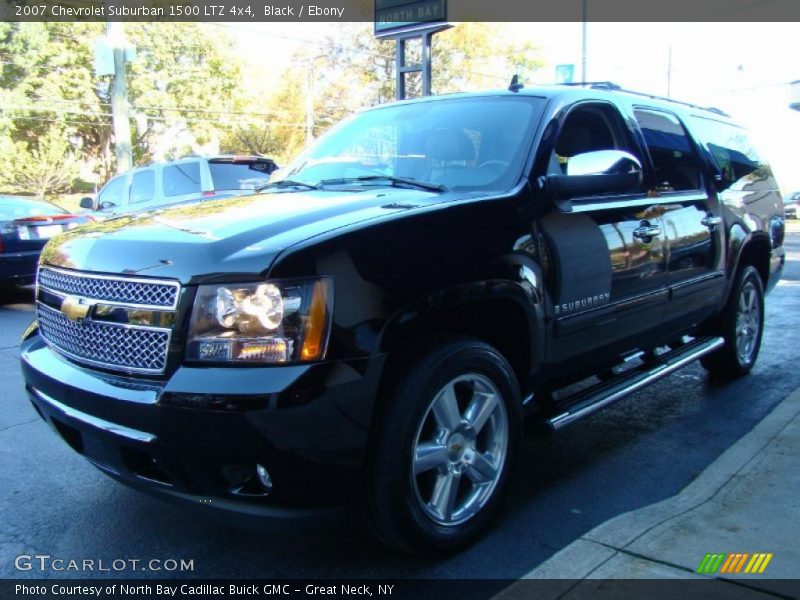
581,0 -> 587,84
305,61 -> 314,146
666,45 -> 673,98
106,21 -> 132,174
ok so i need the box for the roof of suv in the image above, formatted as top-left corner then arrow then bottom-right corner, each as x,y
139,155 -> 276,169
373,82 -> 734,124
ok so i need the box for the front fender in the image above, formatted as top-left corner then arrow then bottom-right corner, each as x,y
377,275 -> 545,384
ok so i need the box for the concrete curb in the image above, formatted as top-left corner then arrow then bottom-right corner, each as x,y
516,384 -> 800,580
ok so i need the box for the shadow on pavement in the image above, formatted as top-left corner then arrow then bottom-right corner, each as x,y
1,284 -> 34,306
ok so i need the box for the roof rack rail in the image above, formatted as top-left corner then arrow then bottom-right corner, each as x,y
558,81 -> 621,90
556,81 -> 729,117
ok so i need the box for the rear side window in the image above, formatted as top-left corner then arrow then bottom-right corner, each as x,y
129,171 -> 156,204
634,109 -> 702,192
689,117 -> 766,188
208,162 -> 273,191
98,176 -> 126,207
163,162 -> 202,197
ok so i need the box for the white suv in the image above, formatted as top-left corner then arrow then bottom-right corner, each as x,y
81,155 -> 278,215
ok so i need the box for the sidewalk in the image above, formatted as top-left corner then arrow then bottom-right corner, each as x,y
501,385 -> 800,597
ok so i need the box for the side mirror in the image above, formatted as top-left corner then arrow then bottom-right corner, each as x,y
79,197 -> 95,210
546,150 -> 643,206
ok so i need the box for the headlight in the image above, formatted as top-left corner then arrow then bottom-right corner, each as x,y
186,278 -> 332,364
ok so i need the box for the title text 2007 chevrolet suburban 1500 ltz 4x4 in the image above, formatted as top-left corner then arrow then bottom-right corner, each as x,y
21,83 -> 785,553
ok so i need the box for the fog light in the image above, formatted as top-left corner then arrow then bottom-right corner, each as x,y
255,464 -> 273,491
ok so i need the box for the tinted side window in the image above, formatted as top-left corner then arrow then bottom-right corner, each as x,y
163,162 -> 202,197
689,117 -> 767,188
129,171 -> 156,204
208,163 -> 273,191
549,102 -> 643,196
98,176 -> 126,206
552,103 -> 640,167
634,109 -> 702,192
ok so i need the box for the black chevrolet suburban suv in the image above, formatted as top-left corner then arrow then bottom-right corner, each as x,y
20,83 -> 785,553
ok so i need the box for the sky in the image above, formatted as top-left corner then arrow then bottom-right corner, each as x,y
220,21 -> 800,191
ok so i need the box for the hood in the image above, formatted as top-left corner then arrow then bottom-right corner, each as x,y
40,188 -> 451,283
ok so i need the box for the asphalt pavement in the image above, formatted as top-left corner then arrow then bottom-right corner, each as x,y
1,228 -> 799,581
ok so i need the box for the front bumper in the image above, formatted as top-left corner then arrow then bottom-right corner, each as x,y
21,334 -> 386,514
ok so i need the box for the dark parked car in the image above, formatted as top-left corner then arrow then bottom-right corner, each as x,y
0,196 -> 90,287
21,84 -> 785,553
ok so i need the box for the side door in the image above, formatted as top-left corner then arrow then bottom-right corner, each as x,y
96,175 -> 128,213
126,169 -> 158,213
540,101 -> 669,363
631,107 -> 725,326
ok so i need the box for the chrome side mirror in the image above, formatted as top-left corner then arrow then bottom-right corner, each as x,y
566,150 -> 642,177
546,150 -> 644,209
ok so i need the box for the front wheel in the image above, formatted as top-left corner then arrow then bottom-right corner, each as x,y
362,338 -> 522,553
701,265 -> 765,378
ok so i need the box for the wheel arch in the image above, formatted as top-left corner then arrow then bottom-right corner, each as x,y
727,227 -> 771,302
376,280 -> 543,400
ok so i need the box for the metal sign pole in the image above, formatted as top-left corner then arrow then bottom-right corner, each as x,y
395,38 -> 406,101
390,26 -> 450,101
422,31 -> 433,97
374,0 -> 450,101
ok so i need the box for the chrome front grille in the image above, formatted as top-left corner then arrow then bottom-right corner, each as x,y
36,267 -> 179,374
37,304 -> 171,373
38,267 -> 179,309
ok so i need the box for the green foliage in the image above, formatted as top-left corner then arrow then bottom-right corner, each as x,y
0,126 -> 79,198
124,23 -> 242,159
251,23 -> 544,164
0,23 -> 544,182
0,22 -> 245,183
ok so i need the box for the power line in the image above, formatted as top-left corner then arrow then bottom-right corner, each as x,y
0,105 -> 110,117
0,96 -> 310,118
1,108 -> 331,128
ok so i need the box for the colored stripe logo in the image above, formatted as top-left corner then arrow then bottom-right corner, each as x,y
697,553 -> 773,574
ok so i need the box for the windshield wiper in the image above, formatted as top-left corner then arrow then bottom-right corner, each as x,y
255,179 -> 319,192
318,175 -> 448,193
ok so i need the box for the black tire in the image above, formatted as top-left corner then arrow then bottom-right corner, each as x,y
701,265 -> 765,379
362,337 -> 522,554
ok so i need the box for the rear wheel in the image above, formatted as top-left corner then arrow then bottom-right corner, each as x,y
701,265 -> 764,378
362,338 -> 522,553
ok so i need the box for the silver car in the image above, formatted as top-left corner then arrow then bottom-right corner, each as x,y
81,155 -> 278,215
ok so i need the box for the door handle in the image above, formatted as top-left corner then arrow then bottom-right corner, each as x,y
633,223 -> 662,240
701,214 -> 723,228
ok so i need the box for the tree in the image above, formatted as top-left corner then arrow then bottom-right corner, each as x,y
0,125 -> 79,198
0,23 -> 248,181
219,121 -> 282,157
239,24 -> 544,166
124,23 -> 244,162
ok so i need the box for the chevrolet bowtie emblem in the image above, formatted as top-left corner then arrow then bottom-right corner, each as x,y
60,296 -> 90,321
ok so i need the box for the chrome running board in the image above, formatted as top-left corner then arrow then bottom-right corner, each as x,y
537,336 -> 725,433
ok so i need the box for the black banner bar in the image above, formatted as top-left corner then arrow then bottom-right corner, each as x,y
3,579 -> 800,600
2,0 -> 800,22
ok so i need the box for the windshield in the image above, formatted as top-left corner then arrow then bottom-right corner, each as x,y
279,96 -> 545,192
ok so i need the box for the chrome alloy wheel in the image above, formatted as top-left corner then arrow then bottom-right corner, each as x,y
411,373 -> 509,526
735,280 -> 761,364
